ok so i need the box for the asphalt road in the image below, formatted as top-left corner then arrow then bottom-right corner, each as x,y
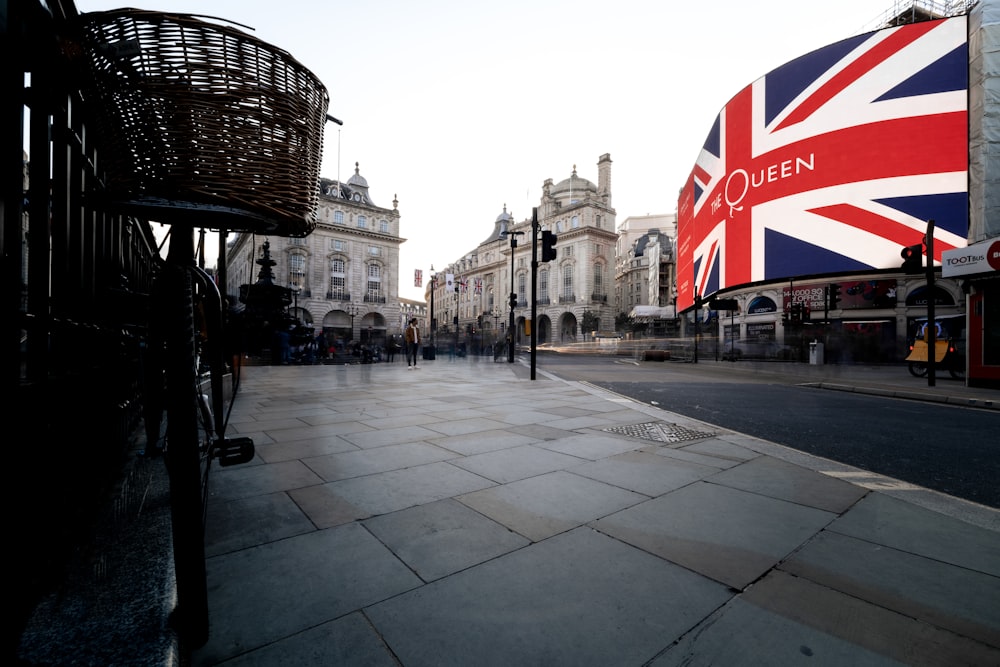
535,353 -> 1000,509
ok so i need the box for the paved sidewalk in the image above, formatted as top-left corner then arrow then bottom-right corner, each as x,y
191,356 -> 999,666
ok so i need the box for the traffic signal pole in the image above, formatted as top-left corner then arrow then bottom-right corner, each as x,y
926,219 -> 936,387
530,208 -> 538,380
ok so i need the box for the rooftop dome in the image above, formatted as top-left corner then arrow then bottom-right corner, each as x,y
480,204 -> 515,246
551,165 -> 596,198
495,206 -> 513,224
346,162 -> 368,188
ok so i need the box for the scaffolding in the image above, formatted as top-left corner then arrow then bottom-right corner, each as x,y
866,0 -> 979,30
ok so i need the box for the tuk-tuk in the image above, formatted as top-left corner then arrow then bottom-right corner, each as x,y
905,315 -> 965,379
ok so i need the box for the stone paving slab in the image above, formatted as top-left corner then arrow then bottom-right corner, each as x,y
655,570 -> 1000,666
708,455 -> 869,513
458,470 -> 647,542
217,613 -> 397,667
570,449 -> 720,497
782,530 -> 1000,646
449,443 -> 588,484
196,523 -> 422,666
205,491 -> 314,557
826,492 -> 1000,573
302,441 -> 458,482
364,498 -> 530,582
593,481 -> 837,589
366,527 -> 732,667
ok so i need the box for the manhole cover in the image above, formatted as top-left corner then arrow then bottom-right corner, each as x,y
603,421 -> 714,443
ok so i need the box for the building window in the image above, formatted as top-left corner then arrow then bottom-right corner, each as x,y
290,237 -> 305,245
330,258 -> 346,299
539,269 -> 548,300
333,210 -> 345,225
564,245 -> 573,258
518,273 -> 526,303
366,263 -> 382,302
369,245 -> 380,256
379,219 -> 389,233
593,264 -> 604,295
571,215 -> 579,228
562,265 -> 573,299
288,252 -> 305,287
357,215 -> 367,229
331,239 -> 344,251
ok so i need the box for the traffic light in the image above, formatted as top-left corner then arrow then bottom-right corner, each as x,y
509,292 -> 517,309
827,283 -> 842,310
541,230 -> 557,262
900,244 -> 923,274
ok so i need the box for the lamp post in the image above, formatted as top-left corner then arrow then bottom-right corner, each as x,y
429,265 -> 436,352
499,227 -> 524,363
289,284 -> 301,324
348,304 -> 357,342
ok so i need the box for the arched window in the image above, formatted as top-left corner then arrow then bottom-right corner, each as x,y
379,219 -> 390,233
518,273 -> 526,305
539,269 -> 549,303
357,215 -> 367,229
562,265 -> 574,301
333,210 -> 345,225
571,215 -> 579,228
593,263 -> 604,297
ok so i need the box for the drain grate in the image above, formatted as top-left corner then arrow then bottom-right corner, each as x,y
603,421 -> 715,443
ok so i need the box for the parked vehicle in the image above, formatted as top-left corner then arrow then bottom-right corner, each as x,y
905,315 -> 965,379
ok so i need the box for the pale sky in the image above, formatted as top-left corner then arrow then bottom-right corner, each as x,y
76,0 -> 896,301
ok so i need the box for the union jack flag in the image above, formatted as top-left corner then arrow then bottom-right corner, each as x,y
474,278 -> 483,295
677,17 -> 968,310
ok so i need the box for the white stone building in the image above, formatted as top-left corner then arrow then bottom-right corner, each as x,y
226,163 -> 403,346
614,214 -> 677,317
426,154 -> 618,349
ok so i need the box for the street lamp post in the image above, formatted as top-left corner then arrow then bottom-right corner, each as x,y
500,230 -> 524,363
290,284 -> 301,323
429,265 -> 436,354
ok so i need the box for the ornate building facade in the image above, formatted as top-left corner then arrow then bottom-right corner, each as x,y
226,163 -> 403,347
426,154 -> 618,349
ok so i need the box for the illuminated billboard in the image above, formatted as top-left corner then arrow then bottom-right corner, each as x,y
676,17 -> 969,311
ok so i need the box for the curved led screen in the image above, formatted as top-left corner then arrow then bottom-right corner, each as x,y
676,17 -> 969,310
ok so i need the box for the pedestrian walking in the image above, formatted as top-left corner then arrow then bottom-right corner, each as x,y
405,318 -> 420,369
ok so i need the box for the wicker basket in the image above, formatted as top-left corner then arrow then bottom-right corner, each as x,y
73,9 -> 329,237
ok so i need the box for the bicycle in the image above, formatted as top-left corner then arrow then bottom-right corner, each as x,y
142,227 -> 256,647
69,8 -> 331,651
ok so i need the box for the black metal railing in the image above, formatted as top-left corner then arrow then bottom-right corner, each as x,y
7,0 -> 163,650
